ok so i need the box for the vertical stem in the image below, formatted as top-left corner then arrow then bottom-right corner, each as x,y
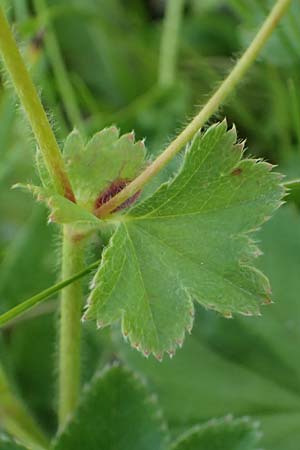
0,8 -> 74,201
0,5 -> 86,434
0,365 -> 49,449
58,226 -> 85,429
158,0 -> 185,87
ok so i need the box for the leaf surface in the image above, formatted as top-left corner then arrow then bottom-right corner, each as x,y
30,127 -> 146,226
85,122 -> 284,357
64,127 -> 146,210
172,417 -> 261,450
52,365 -> 168,450
118,205 -> 300,450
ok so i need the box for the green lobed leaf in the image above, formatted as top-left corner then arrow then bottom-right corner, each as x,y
171,416 -> 261,450
31,126 -> 146,228
85,121 -> 284,358
52,365 -> 168,450
63,127 -> 146,210
118,205 -> 300,450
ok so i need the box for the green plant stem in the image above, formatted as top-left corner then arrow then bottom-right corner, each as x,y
94,0 -> 291,218
0,7 -> 75,201
0,365 -> 49,449
158,0 -> 185,87
58,226 -> 85,429
33,0 -> 84,134
0,259 -> 100,329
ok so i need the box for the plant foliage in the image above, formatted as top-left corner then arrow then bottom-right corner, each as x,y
85,121 -> 284,358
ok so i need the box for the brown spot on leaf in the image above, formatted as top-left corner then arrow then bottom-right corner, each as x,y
231,167 -> 243,176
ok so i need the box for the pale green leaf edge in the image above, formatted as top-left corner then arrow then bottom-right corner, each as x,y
171,416 -> 262,450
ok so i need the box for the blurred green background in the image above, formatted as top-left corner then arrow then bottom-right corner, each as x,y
0,1 -> 300,449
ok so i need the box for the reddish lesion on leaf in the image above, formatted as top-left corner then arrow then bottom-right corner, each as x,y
231,167 -> 243,176
94,179 -> 140,214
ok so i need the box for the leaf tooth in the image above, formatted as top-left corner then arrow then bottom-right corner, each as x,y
228,122 -> 237,142
154,353 -> 163,362
124,131 -> 135,142
38,193 -> 46,202
135,139 -> 146,150
223,311 -> 233,319
167,349 -> 175,359
262,297 -> 273,305
253,247 -> 263,258
186,304 -> 195,335
108,124 -> 119,135
264,162 -> 274,171
240,310 -> 254,317
48,214 -> 55,224
189,308 -> 194,318
134,143 -> 145,156
207,304 -> 216,310
220,117 -> 228,128
175,338 -> 184,348
143,349 -> 150,358
238,138 -> 247,150
132,342 -> 140,350
97,320 -> 106,329
263,215 -> 272,222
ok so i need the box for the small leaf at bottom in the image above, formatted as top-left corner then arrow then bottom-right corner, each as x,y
52,365 -> 168,450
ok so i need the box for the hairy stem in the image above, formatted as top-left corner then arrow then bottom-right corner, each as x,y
58,226 -> 85,429
0,365 -> 49,449
0,8 -> 74,200
158,0 -> 185,87
95,0 -> 291,218
0,259 -> 100,329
